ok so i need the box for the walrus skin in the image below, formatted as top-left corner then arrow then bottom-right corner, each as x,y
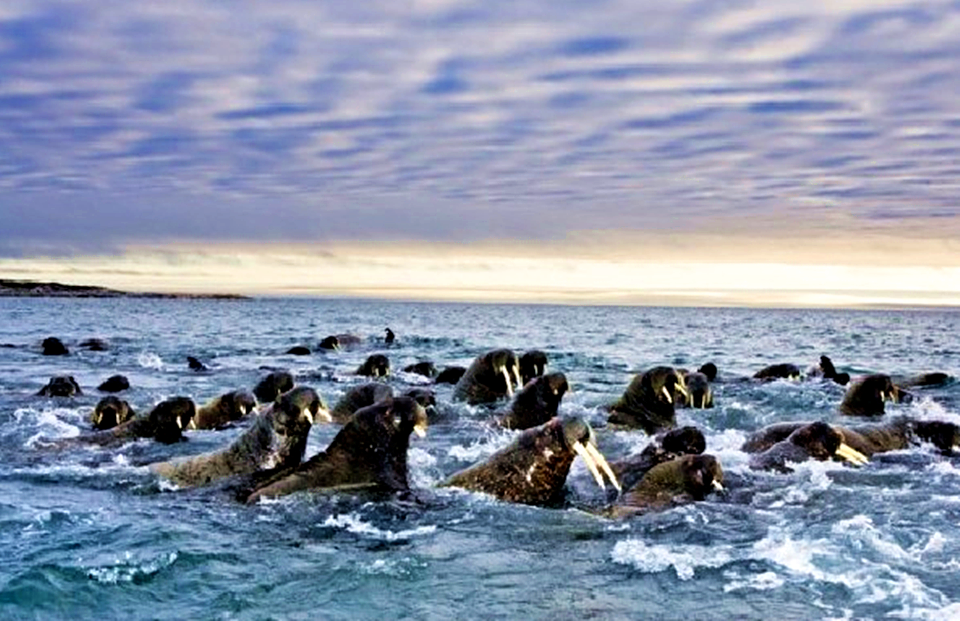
356,354 -> 390,378
608,454 -> 724,517
839,374 -> 908,417
610,426 -> 707,493
330,382 -> 394,424
452,349 -> 522,405
403,361 -> 437,378
442,417 -> 619,507
435,366 -> 467,385
190,389 -> 258,430
252,370 -> 295,404
41,337 -> 68,356
152,386 -> 328,488
608,366 -> 689,434
89,396 -> 136,430
519,350 -> 549,385
37,376 -> 82,397
753,363 -> 802,381
53,397 -> 196,448
497,372 -> 569,431
744,421 -> 868,473
244,396 -> 428,503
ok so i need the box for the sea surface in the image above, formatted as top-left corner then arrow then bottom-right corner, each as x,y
1,297 -> 959,620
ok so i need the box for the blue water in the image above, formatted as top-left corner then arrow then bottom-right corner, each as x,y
1,298 -> 959,620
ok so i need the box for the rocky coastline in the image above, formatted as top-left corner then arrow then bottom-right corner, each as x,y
0,279 -> 247,299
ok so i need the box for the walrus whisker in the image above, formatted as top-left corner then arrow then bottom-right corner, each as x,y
573,441 -> 606,490
584,442 -> 621,492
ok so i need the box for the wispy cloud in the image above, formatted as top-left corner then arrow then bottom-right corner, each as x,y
1,0 -> 959,262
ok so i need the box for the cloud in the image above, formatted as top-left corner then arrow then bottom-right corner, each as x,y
0,0 -> 959,263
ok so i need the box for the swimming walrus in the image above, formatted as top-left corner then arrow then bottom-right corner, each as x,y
609,426 -> 707,493
452,348 -> 522,405
252,370 -> 295,404
403,361 -> 438,378
51,396 -> 196,448
519,350 -> 549,385
190,389 -> 258,430
244,396 -> 428,503
742,421 -> 869,472
608,366 -> 689,434
330,382 -> 395,423
89,396 -> 136,430
36,375 -> 82,397
753,363 -> 802,381
356,354 -> 390,378
677,371 -> 713,409
441,416 -> 620,507
608,454 -> 724,517
497,372 -> 569,431
97,374 -> 130,393
41,337 -> 68,356
807,355 -> 850,386
151,386 -> 328,488
839,373 -> 908,417
435,366 -> 467,385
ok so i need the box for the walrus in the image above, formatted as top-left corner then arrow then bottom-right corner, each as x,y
610,426 -> 707,493
384,328 -> 395,344
441,417 -> 620,507
893,372 -> 953,389
187,356 -> 208,371
698,362 -> 718,382
742,421 -> 869,472
97,374 -> 130,393
839,374 -> 907,417
608,454 -> 724,517
244,396 -> 428,503
79,338 -> 108,351
806,355 -> 849,386
435,366 -> 467,385
42,337 -> 68,356
330,382 -> 395,423
746,418 -> 960,458
519,350 -> 549,385
452,349 -> 522,405
252,370 -> 295,404
52,396 -> 196,448
608,366 -> 689,434
497,372 -> 569,431
403,361 -> 437,378
286,346 -> 311,356
36,375 -> 82,397
190,389 -> 259,430
753,363 -> 802,381
152,386 -> 327,488
677,371 -> 713,409
318,336 -> 341,351
356,354 -> 390,377
89,396 -> 136,430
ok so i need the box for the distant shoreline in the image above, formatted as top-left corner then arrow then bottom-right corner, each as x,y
0,279 -> 247,300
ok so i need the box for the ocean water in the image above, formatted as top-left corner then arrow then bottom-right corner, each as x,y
1,297 -> 959,620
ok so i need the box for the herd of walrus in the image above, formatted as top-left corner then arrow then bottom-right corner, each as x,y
19,331 -> 960,517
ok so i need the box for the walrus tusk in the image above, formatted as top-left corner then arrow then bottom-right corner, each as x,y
176,416 -> 183,430
661,386 -> 673,404
513,365 -> 522,392
712,480 -> 724,493
584,442 -> 621,492
414,422 -> 427,438
303,410 -> 314,425
501,367 -> 514,397
674,379 -> 689,400
572,441 -> 606,490
879,391 -> 887,402
315,407 -> 332,423
836,443 -> 869,466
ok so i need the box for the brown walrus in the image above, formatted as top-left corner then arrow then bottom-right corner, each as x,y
244,396 -> 428,503
839,374 -> 908,417
441,416 -> 620,507
151,386 -> 328,488
608,454 -> 724,517
744,421 -> 869,473
190,389 -> 258,430
452,349 -> 522,405
89,396 -> 136,431
497,372 -> 569,431
608,366 -> 689,434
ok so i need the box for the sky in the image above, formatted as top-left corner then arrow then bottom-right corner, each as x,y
2,0 -> 960,306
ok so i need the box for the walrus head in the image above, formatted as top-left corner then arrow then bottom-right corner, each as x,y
318,336 -> 341,351
608,366 -> 688,433
841,374 -> 900,416
681,371 -> 712,409
267,386 -> 328,467
499,372 -> 570,430
519,350 -> 549,385
253,370 -> 295,404
357,354 -> 391,378
616,454 -> 725,515
697,362 -> 718,382
148,397 -> 196,444
90,396 -> 134,430
442,416 -> 619,507
37,375 -> 82,397
748,421 -> 868,472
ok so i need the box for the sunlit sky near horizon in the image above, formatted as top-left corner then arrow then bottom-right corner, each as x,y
2,1 -> 960,306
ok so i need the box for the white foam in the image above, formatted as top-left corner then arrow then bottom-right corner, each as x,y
85,551 -> 178,584
321,513 -> 437,541
447,432 -> 513,462
408,446 -> 439,487
137,352 -> 164,370
610,538 -> 733,580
